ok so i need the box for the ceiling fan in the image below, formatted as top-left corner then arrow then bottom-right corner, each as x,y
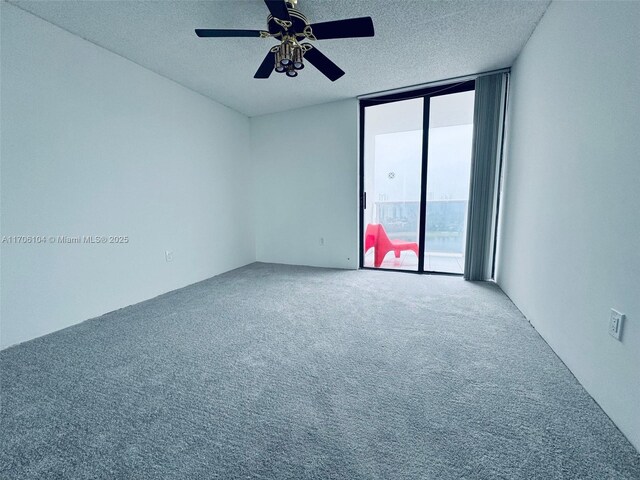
195,0 -> 374,81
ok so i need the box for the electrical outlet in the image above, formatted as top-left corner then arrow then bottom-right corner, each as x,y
165,250 -> 174,262
609,309 -> 625,341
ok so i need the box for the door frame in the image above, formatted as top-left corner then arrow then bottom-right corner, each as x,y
359,79 -> 476,274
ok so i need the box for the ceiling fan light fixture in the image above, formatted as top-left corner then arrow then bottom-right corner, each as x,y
274,50 -> 286,72
279,41 -> 292,66
286,65 -> 298,77
292,46 -> 304,70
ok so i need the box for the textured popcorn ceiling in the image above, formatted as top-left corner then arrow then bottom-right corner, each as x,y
9,0 -> 549,117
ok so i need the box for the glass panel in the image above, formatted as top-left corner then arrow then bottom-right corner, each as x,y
363,98 -> 423,271
424,90 -> 475,274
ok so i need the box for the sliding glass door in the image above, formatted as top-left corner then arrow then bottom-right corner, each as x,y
424,90 -> 475,274
360,81 -> 475,274
362,98 -> 423,271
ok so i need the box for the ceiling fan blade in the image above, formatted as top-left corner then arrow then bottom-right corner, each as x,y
264,0 -> 291,22
254,52 -> 275,79
303,45 -> 345,82
195,29 -> 264,38
308,17 -> 374,40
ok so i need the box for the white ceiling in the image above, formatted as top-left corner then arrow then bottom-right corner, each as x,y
9,0 -> 550,117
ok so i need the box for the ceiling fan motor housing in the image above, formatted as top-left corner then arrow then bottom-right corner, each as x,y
267,9 -> 309,40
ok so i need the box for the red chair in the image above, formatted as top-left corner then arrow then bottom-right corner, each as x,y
364,224 -> 419,268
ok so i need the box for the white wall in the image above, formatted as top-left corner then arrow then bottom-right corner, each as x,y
251,100 -> 358,269
496,1 -> 640,449
0,4 -> 254,349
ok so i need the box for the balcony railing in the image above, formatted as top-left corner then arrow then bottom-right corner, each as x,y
374,200 -> 468,254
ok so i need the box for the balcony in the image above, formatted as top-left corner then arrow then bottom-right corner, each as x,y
363,199 -> 467,274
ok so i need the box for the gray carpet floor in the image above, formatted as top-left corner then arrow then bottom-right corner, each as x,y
1,262 -> 639,479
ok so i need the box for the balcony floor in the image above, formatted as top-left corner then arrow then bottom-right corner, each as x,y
364,250 -> 464,274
